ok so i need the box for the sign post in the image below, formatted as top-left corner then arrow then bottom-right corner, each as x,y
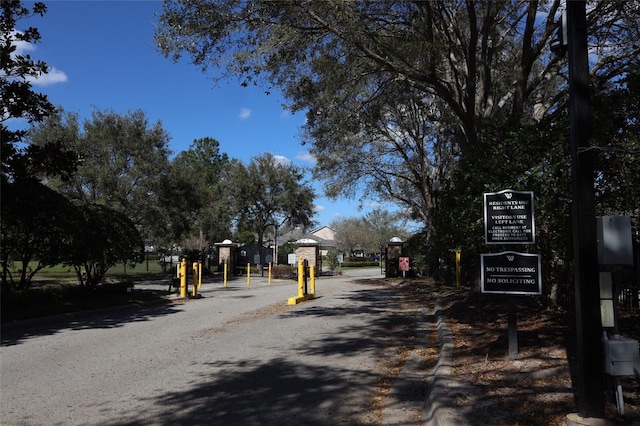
482,189 -> 539,360
481,251 -> 542,360
399,257 -> 410,278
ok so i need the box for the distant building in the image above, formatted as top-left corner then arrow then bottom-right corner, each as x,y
278,225 -> 336,256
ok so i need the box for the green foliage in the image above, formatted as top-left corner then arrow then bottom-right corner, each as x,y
323,249 -> 340,272
1,0 -> 77,182
435,118 -> 573,292
168,137 -> 233,246
155,1 -> 639,290
230,153 -> 316,256
404,230 -> 429,276
64,204 -> 145,287
277,241 -> 295,265
28,108 -> 172,242
1,282 -> 165,323
1,178 -> 81,290
591,63 -> 640,220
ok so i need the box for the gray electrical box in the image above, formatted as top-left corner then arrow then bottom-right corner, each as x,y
597,216 -> 634,265
604,338 -> 640,376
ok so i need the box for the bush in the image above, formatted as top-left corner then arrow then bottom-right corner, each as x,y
341,261 -> 379,268
1,282 -> 162,323
271,265 -> 297,280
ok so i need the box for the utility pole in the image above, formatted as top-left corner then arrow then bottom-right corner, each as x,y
567,0 -> 604,418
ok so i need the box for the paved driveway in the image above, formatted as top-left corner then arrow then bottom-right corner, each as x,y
1,268 -> 420,425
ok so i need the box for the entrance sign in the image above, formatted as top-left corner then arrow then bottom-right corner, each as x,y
484,189 -> 535,244
481,251 -> 542,295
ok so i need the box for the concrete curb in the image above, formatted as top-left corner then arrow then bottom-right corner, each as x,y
382,291 -> 469,426
422,295 -> 470,426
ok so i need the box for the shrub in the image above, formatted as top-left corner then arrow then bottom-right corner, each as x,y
271,265 -> 297,280
341,261 -> 379,268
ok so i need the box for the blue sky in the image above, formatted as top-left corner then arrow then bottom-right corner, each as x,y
13,0 -> 389,228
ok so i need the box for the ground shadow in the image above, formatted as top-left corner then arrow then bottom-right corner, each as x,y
1,300 -> 182,346
114,357 -> 378,426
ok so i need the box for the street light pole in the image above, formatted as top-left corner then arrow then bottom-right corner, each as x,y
567,0 -> 604,417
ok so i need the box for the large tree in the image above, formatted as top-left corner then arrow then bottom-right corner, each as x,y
154,0 -> 640,277
230,153 -> 315,264
168,137 -> 233,249
28,108 -> 173,242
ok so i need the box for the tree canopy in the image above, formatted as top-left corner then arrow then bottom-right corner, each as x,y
331,209 -> 407,257
27,108 -> 173,242
229,153 -> 315,260
155,0 -> 638,153
166,137 -> 233,249
155,1 -> 640,286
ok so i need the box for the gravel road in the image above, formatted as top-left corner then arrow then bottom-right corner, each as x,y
1,269 -> 420,426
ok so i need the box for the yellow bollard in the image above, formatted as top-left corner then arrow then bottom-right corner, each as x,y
268,262 -> 272,285
198,262 -> 202,289
180,259 -> 187,298
288,258 -> 315,305
223,262 -> 228,287
455,250 -> 461,289
298,258 -> 305,297
192,262 -> 198,297
309,265 -> 315,296
247,263 -> 251,286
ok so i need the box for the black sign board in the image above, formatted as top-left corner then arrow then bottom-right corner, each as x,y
484,189 -> 535,244
481,251 -> 542,295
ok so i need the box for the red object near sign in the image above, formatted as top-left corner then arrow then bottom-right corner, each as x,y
399,257 -> 410,272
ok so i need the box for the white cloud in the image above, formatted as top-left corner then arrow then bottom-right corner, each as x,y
314,204 -> 326,212
13,41 -> 35,56
272,154 -> 291,166
296,151 -> 316,164
27,66 -> 68,87
239,108 -> 252,119
331,212 -> 342,218
11,32 -> 67,87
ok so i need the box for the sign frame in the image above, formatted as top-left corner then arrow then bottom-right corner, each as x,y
481,251 -> 542,295
484,189 -> 535,245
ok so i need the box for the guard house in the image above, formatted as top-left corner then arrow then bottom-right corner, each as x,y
386,236 -> 405,278
215,239 -> 240,274
295,238 -> 321,276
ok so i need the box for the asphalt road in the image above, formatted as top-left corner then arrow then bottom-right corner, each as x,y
1,268 -> 419,426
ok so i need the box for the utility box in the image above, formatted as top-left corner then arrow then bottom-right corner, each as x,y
597,216 -> 634,265
604,337 -> 640,376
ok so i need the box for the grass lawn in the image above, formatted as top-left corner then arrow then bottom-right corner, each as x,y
1,259 -> 175,323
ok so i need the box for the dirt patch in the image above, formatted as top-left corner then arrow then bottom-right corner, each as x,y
435,285 -> 640,425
